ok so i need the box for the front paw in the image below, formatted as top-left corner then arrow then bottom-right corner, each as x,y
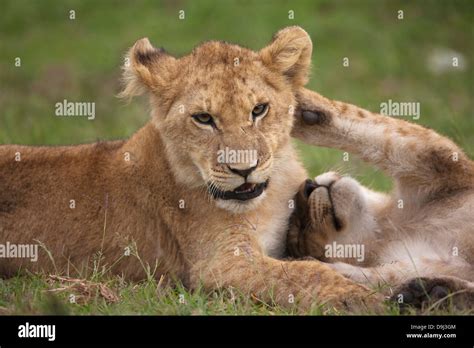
294,89 -> 335,127
391,277 -> 474,312
325,283 -> 386,314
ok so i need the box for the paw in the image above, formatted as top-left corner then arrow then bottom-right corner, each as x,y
326,283 -> 386,314
294,89 -> 336,127
391,277 -> 474,311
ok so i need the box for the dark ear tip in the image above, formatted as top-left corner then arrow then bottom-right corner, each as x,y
301,110 -> 326,125
135,51 -> 154,65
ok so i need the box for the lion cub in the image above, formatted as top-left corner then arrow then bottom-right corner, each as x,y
288,90 -> 474,309
0,27 -> 383,312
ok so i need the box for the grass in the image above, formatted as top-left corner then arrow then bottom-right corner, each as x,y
0,0 -> 473,315
1,271 -> 470,315
0,271 -> 455,315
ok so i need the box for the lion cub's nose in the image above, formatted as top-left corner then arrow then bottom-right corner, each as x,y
228,164 -> 257,179
303,179 -> 319,198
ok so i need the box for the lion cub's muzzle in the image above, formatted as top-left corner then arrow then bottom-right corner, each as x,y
298,178 -> 343,231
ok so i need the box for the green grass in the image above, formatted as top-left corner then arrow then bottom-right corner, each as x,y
1,272 -> 470,315
0,273 -> 318,315
0,0 -> 473,315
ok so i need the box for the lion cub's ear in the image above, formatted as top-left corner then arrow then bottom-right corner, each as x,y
119,38 -> 177,99
260,26 -> 312,86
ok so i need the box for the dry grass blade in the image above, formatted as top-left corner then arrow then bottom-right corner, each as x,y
45,275 -> 119,304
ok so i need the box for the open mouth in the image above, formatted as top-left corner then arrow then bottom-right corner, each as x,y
209,180 -> 269,201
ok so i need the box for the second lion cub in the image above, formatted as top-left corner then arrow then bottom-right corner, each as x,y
288,89 -> 474,309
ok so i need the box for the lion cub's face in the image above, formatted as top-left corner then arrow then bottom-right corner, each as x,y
121,27 -> 312,213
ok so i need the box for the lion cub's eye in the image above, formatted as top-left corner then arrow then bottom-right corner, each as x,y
192,113 -> 215,127
251,103 -> 269,119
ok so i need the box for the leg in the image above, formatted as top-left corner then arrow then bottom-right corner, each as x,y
329,255 -> 474,287
191,229 -> 383,313
292,88 -> 474,201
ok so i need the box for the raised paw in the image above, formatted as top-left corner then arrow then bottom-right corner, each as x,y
391,276 -> 474,312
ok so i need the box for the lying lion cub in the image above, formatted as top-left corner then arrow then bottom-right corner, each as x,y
288,90 -> 474,309
0,27 -> 382,312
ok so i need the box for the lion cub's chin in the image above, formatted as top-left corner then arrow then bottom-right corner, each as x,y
215,192 -> 267,214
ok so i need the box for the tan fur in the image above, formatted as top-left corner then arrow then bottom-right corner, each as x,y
288,89 -> 474,307
0,27 -> 382,312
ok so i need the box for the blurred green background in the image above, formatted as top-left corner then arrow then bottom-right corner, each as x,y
1,0 -> 473,192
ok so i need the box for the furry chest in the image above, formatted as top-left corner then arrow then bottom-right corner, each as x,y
255,199 -> 294,259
